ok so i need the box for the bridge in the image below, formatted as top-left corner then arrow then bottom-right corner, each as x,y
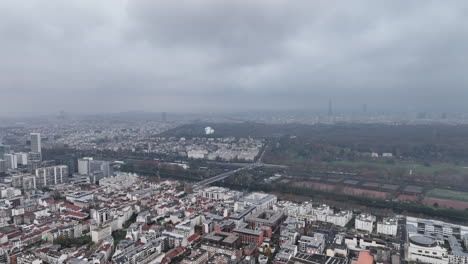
193,163 -> 261,187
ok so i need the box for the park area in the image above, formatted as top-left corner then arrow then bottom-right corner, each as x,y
423,188 -> 468,210
426,188 -> 468,202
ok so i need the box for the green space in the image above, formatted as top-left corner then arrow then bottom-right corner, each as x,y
112,230 -> 127,246
330,160 -> 468,174
426,188 -> 468,202
55,235 -> 92,248
282,150 -> 468,176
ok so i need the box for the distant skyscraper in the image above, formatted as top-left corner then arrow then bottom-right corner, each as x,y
328,99 -> 333,122
58,110 -> 66,120
78,157 -> 93,175
0,159 -> 6,173
161,112 -> 167,123
3,154 -> 17,169
55,153 -> 77,176
30,133 -> 42,153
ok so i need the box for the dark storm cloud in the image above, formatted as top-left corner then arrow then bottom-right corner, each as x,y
1,0 -> 468,116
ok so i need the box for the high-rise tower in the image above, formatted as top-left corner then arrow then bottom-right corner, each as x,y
328,99 -> 333,122
30,133 -> 42,153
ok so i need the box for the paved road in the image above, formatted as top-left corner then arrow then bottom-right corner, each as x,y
398,219 -> 407,264
194,163 -> 261,187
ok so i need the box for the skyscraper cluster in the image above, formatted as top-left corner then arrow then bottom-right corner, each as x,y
0,133 -> 42,173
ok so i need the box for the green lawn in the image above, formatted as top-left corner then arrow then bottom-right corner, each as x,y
330,160 -> 468,174
426,188 -> 468,202
112,230 -> 127,246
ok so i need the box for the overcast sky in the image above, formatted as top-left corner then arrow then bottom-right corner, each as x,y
1,1 -> 468,116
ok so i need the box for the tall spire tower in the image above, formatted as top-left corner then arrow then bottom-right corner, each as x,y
328,99 -> 333,122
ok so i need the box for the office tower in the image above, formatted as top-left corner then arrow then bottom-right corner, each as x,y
28,152 -> 41,162
30,133 -> 42,153
161,112 -> 167,123
90,160 -> 113,179
55,153 -> 77,176
100,161 -> 113,178
90,170 -> 104,184
78,157 -> 93,175
27,160 -> 41,173
0,146 -> 8,157
35,165 -> 69,188
16,152 -> 28,166
0,160 -> 6,173
3,154 -> 17,170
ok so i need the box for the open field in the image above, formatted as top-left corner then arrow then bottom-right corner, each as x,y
330,161 -> 468,175
290,181 -> 390,199
423,197 -> 468,210
426,188 -> 468,202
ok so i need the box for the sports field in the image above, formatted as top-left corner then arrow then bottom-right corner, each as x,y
426,188 -> 468,202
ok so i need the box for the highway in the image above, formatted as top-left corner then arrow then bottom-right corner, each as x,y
194,143 -> 269,187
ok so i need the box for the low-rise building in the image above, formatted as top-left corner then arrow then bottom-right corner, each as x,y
407,235 -> 448,264
298,233 -> 325,254
377,217 -> 398,236
326,211 -> 353,227
355,213 -> 375,233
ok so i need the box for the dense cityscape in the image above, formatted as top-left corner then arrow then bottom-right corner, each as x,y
1,118 -> 468,264
3,1 -> 468,263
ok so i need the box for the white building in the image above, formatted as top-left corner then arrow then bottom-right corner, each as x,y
377,217 -> 398,236
407,235 -> 448,264
407,216 -> 468,237
99,173 -> 139,190
91,225 -> 112,243
298,233 -> 325,254
35,165 -> 68,188
326,210 -> 353,227
3,154 -> 17,169
0,187 -> 21,198
200,186 -> 240,201
187,150 -> 207,159
16,152 -> 28,166
239,192 -> 277,210
355,213 -> 376,233
78,157 -> 93,175
30,133 -> 42,154
448,236 -> 468,264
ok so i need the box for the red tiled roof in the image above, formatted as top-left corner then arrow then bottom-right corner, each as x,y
135,241 -> 145,247
352,251 -> 374,264
187,233 -> 200,243
63,211 -> 88,219
60,203 -> 81,211
99,243 -> 112,251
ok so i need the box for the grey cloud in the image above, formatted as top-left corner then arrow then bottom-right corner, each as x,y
1,0 -> 468,116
